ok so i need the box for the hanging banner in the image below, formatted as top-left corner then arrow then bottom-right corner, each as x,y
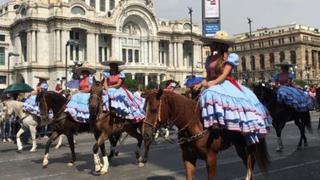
204,0 -> 220,18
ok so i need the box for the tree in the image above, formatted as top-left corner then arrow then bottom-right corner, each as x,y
123,78 -> 138,92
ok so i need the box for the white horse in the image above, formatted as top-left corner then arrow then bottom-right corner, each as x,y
1,100 -> 39,152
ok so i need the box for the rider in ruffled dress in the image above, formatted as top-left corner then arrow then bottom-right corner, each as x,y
101,57 -> 145,122
23,75 -> 50,116
65,64 -> 96,123
273,63 -> 313,112
194,31 -> 271,144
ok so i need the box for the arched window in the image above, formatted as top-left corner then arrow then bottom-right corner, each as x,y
290,50 -> 296,64
90,0 -> 95,8
71,6 -> 85,15
259,54 -> 265,70
20,7 -> 26,16
241,56 -> 247,71
279,51 -> 285,63
269,53 -> 275,68
250,56 -> 256,71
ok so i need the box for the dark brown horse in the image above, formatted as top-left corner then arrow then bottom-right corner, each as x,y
143,90 -> 270,180
253,84 -> 312,151
36,91 -> 109,171
89,78 -> 152,174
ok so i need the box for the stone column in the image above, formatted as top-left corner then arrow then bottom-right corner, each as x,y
177,42 -> 183,68
173,42 -> 177,67
15,34 -> 22,64
132,73 -> 135,80
55,30 -> 61,62
144,41 -> 148,64
140,40 -> 145,64
157,74 -> 160,84
148,41 -> 152,64
144,73 -> 149,86
27,31 -> 32,63
95,34 -> 99,64
96,0 -> 100,12
169,42 -> 173,67
61,30 -> 68,65
153,40 -> 159,65
31,31 -> 37,62
86,32 -> 95,64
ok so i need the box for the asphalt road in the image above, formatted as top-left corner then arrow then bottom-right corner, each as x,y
0,112 -> 319,180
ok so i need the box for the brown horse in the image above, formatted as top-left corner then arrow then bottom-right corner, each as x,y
143,90 -> 270,180
36,91 -> 112,170
89,77 -> 152,174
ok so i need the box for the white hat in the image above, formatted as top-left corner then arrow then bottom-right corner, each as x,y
101,56 -> 125,66
202,30 -> 235,45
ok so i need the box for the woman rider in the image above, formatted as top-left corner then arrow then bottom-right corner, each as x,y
194,31 -> 271,144
65,64 -> 96,123
273,63 -> 313,112
101,57 -> 145,122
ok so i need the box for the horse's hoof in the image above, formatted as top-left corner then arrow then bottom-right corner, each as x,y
67,162 -> 74,167
30,148 -> 37,152
54,145 -> 62,150
42,164 -> 48,169
99,170 -> 108,175
16,150 -> 22,153
138,162 -> 145,168
114,151 -> 119,156
276,147 -> 283,152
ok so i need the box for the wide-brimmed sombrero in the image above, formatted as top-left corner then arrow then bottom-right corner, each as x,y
275,62 -> 295,67
101,56 -> 125,66
75,63 -> 96,75
202,30 -> 235,45
35,75 -> 50,80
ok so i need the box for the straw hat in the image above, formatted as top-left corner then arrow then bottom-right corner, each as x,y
35,75 -> 50,81
101,56 -> 125,66
202,30 -> 235,45
75,62 -> 96,75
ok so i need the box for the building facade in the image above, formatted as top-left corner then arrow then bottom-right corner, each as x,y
232,24 -> 320,84
0,0 -> 204,89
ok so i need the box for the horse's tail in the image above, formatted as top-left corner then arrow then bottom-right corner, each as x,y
304,111 -> 312,133
255,138 -> 270,173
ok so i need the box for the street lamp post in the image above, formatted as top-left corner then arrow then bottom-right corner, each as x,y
247,18 -> 254,81
188,7 -> 194,78
7,52 -> 20,86
65,40 -> 80,90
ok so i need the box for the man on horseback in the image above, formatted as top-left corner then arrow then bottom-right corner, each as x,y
272,63 -> 313,112
194,30 -> 272,144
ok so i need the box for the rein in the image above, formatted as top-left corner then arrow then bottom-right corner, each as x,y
40,93 -> 69,123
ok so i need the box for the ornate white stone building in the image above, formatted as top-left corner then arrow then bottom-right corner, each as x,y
0,0 -> 204,89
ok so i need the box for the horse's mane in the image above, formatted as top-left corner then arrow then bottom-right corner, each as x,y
162,92 -> 200,121
44,91 -> 68,104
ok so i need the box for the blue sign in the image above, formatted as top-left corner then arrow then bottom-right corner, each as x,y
204,22 -> 220,37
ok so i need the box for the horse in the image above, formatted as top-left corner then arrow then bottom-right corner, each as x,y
143,90 -> 270,180
89,77 -> 152,174
253,84 -> 312,151
36,91 -> 111,171
1,100 -> 39,152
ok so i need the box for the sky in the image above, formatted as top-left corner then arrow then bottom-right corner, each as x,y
1,0 -> 319,35
155,0 -> 320,35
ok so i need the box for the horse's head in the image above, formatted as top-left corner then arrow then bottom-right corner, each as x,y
253,83 -> 277,106
89,75 -> 104,116
143,89 -> 171,141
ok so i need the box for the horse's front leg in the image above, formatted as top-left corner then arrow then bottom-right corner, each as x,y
181,146 -> 197,180
92,131 -> 110,175
66,134 -> 76,166
43,131 -> 60,168
16,126 -> 27,152
126,124 -> 143,164
274,120 -> 285,152
245,145 -> 256,180
28,124 -> 37,152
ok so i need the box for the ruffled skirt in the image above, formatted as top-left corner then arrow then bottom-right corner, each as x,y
200,80 -> 272,144
102,87 -> 145,122
277,86 -> 313,112
23,95 -> 40,116
65,92 -> 90,123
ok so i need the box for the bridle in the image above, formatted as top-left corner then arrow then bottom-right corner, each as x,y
38,92 -> 68,122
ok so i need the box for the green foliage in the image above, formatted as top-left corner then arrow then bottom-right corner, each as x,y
293,79 -> 308,87
123,78 -> 138,92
